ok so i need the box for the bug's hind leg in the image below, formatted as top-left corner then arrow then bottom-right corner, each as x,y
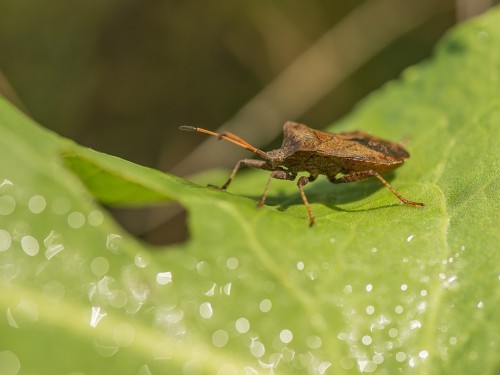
328,170 -> 424,206
297,175 -> 318,226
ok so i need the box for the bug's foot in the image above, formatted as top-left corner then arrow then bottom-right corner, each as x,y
403,199 -> 425,207
207,184 -> 227,191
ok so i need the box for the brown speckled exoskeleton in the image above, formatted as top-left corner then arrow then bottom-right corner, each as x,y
180,121 -> 424,226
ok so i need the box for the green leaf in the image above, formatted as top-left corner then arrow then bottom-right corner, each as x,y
1,8 -> 500,375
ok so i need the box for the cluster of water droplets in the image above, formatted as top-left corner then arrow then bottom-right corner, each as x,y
1,172 -> 495,375
0,178 -> 152,371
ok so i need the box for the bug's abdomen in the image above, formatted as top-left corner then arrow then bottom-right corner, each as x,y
340,157 -> 404,174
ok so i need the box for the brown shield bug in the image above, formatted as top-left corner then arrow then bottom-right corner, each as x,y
180,121 -> 424,226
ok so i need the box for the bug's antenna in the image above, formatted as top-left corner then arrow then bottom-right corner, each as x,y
179,126 -> 267,158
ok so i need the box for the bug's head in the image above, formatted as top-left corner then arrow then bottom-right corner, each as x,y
263,149 -> 286,168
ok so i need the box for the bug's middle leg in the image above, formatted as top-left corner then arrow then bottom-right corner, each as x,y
297,175 -> 318,226
257,169 -> 297,208
328,170 -> 424,206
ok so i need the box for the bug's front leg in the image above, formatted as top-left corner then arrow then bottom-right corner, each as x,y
328,170 -> 424,206
212,159 -> 272,191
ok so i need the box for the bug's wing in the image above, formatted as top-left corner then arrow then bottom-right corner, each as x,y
312,131 -> 410,165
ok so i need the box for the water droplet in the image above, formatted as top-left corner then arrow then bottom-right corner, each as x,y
250,339 -> 265,358
449,336 -> 457,345
340,356 -> 354,370
468,351 -> 478,360
134,252 -> 150,268
28,195 -> 46,214
196,261 -> 211,276
329,238 -> 336,244
236,317 -> 250,334
212,330 -> 229,348
365,305 -> 375,315
406,234 -> 414,242
361,335 -> 372,345
0,195 -> 16,215
418,350 -> 429,359
318,361 -> 332,374
410,320 -> 422,329
306,335 -> 322,349
21,236 -> 39,256
137,364 -> 152,375
337,332 -> 348,341
52,196 -> 71,214
408,356 -> 418,367
68,212 -> 85,228
199,302 -> 213,319
259,299 -> 272,313
400,284 -> 408,291
222,283 -> 232,296
365,284 -> 373,292
90,306 -> 107,327
395,352 -> 406,362
106,234 -> 122,253
91,257 -> 110,276
10,300 -> 39,325
204,283 -> 216,297
343,284 -> 352,294
45,244 -> 64,260
476,301 -> 484,309
0,179 -> 14,188
0,229 -> 12,251
226,257 -> 238,270
443,275 -> 459,289
388,328 -> 398,338
358,359 -> 376,373
279,329 -> 293,344
417,301 -> 427,313
297,261 -> 304,271
156,272 -> 173,285
476,30 -> 490,43
420,289 -> 427,297
395,305 -> 403,314
88,210 -> 104,227
109,290 -> 128,309
113,322 -> 135,347
373,354 -> 384,365
6,308 -> 19,328
370,247 -> 377,253
93,340 -> 119,357
0,350 -> 21,375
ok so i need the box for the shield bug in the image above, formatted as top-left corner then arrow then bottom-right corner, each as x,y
180,121 -> 424,226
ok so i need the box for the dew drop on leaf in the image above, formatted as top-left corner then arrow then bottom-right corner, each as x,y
21,236 -> 39,256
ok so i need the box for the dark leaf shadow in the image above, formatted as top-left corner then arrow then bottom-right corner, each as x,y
245,173 -> 401,213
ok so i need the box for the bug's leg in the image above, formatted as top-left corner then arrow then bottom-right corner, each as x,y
329,171 -> 424,206
212,159 -> 271,191
257,170 -> 296,208
297,175 -> 318,226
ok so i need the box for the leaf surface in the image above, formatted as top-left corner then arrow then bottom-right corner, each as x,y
1,9 -> 499,375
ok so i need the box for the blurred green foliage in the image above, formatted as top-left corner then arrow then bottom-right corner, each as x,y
0,0 -> 455,170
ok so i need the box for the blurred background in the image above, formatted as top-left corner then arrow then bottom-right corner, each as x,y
0,0 -> 496,244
